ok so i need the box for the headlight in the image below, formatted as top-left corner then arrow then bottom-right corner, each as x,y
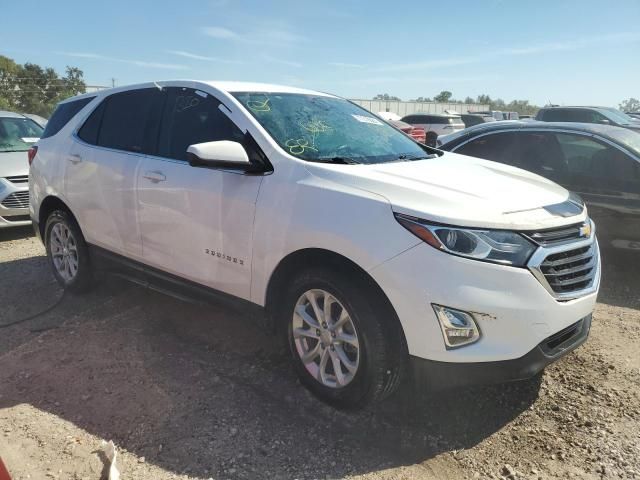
395,213 -> 536,267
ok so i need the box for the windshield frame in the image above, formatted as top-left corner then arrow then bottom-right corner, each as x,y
232,91 -> 438,164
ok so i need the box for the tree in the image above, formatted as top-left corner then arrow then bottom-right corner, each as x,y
413,96 -> 432,102
476,94 -> 492,105
373,93 -> 401,101
0,55 -> 87,117
464,96 -> 474,104
619,97 -> 640,112
434,90 -> 453,102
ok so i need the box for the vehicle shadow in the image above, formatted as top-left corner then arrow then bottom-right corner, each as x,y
597,248 -> 640,310
0,257 -> 541,478
0,225 -> 34,242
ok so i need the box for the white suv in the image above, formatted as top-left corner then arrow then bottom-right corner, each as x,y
29,81 -> 600,408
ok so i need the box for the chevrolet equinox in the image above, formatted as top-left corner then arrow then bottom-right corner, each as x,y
29,81 -> 600,408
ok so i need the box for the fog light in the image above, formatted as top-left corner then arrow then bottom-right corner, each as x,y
432,304 -> 481,348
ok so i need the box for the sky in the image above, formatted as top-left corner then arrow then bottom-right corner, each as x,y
2,0 -> 639,107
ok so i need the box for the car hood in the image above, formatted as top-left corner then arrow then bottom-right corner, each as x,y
0,151 -> 29,177
306,152 -> 586,230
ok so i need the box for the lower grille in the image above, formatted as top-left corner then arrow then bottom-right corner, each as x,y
1,191 -> 30,209
540,244 -> 597,294
1,214 -> 30,222
540,316 -> 590,357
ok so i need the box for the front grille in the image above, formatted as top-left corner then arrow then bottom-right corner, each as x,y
524,222 -> 587,246
539,244 -> 597,294
5,175 -> 29,185
1,191 -> 29,209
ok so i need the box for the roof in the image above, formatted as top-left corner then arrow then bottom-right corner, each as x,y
439,120 -> 637,146
0,110 -> 27,119
58,80 -> 336,104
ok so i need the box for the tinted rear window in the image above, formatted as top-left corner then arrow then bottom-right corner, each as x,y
77,100 -> 106,145
97,88 -> 164,154
41,97 -> 94,139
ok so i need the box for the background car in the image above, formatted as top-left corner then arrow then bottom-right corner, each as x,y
626,112 -> 640,120
387,119 -> 426,144
461,113 -> 496,128
400,113 -> 465,146
22,113 -> 48,128
536,106 -> 640,132
0,110 -> 43,227
439,121 -> 640,251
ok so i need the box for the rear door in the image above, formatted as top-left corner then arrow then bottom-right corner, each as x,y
136,87 -> 264,300
67,88 -> 164,259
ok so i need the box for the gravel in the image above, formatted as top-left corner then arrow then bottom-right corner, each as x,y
0,226 -> 638,480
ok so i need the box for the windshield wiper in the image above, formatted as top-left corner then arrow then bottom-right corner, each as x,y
314,157 -> 361,165
392,153 -> 438,162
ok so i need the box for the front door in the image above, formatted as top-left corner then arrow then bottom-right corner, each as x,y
137,87 -> 263,300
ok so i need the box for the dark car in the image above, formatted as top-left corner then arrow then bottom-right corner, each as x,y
461,113 -> 495,128
439,121 -> 640,251
626,112 -> 640,120
536,106 -> 640,133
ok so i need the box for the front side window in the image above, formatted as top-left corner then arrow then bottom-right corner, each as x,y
554,132 -> 640,192
158,88 -> 244,161
233,93 -> 430,164
0,117 -> 44,152
97,88 -> 164,154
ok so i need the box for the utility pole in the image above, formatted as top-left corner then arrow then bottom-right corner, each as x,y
111,78 -> 116,88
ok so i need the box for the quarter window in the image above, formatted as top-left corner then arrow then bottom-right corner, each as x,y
41,97 -> 94,139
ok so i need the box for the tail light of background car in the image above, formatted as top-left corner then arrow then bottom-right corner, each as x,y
28,146 -> 38,166
410,127 -> 426,144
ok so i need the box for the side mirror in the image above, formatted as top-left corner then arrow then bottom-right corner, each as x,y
187,141 -> 254,171
598,119 -> 611,125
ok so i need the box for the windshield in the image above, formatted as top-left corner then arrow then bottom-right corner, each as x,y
0,117 -> 43,152
232,92 -> 432,164
602,108 -> 636,125
607,128 -> 640,153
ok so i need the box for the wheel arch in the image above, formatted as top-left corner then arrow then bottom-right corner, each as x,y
264,248 -> 407,344
38,196 -> 79,240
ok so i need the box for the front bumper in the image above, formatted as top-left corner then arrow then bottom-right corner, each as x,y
411,314 -> 591,390
0,178 -> 30,228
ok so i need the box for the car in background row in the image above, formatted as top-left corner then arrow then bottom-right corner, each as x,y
401,113 -> 465,146
536,106 -> 640,133
626,112 -> 640,120
461,113 -> 496,128
22,113 -> 48,128
439,121 -> 640,251
0,110 -> 44,227
470,110 -> 519,121
388,119 -> 426,144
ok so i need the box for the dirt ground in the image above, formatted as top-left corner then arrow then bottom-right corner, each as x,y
0,226 -> 638,480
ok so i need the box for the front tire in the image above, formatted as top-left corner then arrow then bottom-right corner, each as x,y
282,267 -> 406,409
45,210 -> 93,293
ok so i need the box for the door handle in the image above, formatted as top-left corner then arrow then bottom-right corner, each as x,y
68,154 -> 82,164
143,171 -> 166,183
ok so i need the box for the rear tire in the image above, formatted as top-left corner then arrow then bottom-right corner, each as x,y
281,267 -> 406,409
45,210 -> 93,293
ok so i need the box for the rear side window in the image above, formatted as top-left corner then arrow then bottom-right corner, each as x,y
97,88 -> 164,154
157,87 -> 244,161
41,97 -> 94,139
454,132 -> 518,163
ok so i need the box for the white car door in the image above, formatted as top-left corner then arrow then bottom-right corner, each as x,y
137,87 -> 264,300
66,88 -> 164,259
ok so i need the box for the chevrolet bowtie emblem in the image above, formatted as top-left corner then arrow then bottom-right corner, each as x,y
579,222 -> 592,238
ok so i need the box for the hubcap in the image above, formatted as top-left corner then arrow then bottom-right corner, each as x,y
292,289 -> 360,388
50,222 -> 79,282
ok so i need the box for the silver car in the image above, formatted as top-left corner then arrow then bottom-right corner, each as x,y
0,111 -> 44,228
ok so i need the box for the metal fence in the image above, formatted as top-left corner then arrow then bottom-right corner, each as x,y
350,99 -> 490,117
